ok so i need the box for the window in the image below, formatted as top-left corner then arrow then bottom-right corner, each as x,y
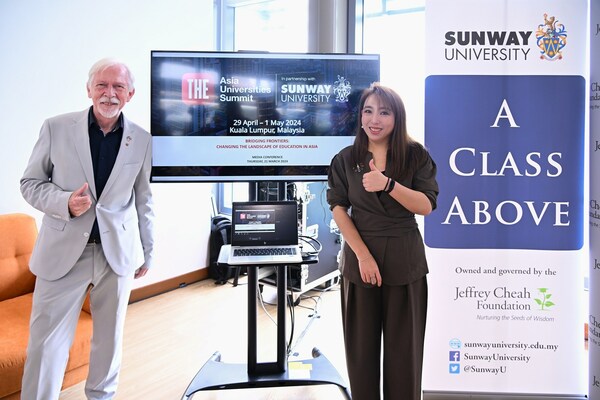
359,0 -> 426,142
233,0 -> 309,52
218,181 -> 249,214
364,0 -> 425,16
215,0 -> 311,212
213,0 -> 426,213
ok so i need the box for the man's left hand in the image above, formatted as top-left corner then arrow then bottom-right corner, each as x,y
134,266 -> 149,279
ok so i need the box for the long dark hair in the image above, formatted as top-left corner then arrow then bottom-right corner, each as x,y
351,83 -> 425,180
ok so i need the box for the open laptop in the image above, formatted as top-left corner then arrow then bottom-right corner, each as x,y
227,201 -> 303,265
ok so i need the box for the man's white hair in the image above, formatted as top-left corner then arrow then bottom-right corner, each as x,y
87,58 -> 135,90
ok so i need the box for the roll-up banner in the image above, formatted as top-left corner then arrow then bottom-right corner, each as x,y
423,0 -> 588,397
590,1 -> 600,398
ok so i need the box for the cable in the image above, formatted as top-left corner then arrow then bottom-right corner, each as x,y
257,266 -> 278,326
257,281 -> 277,327
256,263 -> 338,357
296,292 -> 322,313
256,266 -> 297,357
286,265 -> 295,356
298,235 -> 322,256
287,288 -> 327,356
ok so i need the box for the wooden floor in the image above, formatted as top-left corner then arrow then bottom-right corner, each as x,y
59,274 -> 349,400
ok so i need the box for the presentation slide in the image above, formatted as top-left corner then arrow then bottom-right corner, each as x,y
150,51 -> 380,182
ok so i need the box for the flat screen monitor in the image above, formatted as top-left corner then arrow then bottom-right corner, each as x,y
150,51 -> 380,182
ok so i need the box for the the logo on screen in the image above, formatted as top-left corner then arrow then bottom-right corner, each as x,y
182,73 -> 215,105
535,14 -> 567,61
333,75 -> 352,103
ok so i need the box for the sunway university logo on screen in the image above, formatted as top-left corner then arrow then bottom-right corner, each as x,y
182,73 -> 215,105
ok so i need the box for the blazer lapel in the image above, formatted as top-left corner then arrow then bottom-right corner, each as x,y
72,110 -> 97,200
99,117 -> 134,200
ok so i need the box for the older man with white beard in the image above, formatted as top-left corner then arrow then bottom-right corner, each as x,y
20,58 -> 155,400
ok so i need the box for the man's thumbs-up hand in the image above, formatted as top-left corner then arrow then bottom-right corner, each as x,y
362,159 -> 388,192
68,182 -> 92,217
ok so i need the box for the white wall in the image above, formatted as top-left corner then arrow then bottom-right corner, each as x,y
0,0 -> 217,288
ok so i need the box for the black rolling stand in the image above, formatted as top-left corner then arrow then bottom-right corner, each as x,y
181,245 -> 350,399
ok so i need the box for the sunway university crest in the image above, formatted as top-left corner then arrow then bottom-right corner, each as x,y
536,13 -> 567,61
333,75 -> 351,102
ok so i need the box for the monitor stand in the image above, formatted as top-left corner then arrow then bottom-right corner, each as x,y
180,251 -> 351,399
248,180 -> 290,202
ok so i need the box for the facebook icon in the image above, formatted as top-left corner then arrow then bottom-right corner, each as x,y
449,351 -> 460,362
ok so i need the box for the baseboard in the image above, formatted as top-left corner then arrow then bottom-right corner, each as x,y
423,391 -> 588,400
129,268 -> 209,303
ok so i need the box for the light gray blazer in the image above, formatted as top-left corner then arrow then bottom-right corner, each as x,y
21,108 -> 155,281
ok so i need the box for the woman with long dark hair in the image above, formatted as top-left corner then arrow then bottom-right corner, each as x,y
327,83 -> 438,399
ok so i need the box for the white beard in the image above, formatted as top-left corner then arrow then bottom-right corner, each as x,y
97,105 -> 120,119
97,96 -> 121,119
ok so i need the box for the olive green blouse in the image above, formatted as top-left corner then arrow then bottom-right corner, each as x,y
327,144 -> 439,286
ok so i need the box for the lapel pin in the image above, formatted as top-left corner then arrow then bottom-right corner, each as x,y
125,136 -> 132,147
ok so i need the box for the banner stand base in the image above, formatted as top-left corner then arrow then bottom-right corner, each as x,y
423,391 -> 587,400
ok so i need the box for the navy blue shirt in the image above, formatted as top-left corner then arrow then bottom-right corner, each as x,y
88,107 -> 123,242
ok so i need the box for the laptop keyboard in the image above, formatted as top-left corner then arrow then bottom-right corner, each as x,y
233,247 -> 297,257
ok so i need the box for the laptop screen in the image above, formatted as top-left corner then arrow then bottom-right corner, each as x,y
231,201 -> 299,247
